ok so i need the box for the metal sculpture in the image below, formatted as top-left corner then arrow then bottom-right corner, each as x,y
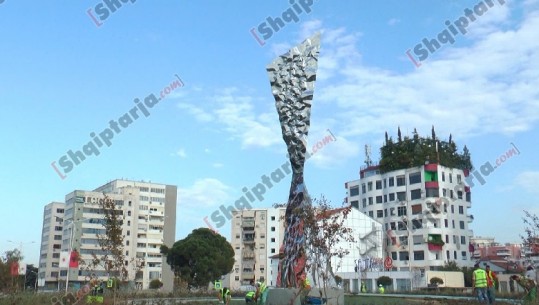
266,33 -> 320,288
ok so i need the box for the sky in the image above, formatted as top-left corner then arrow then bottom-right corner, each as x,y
1,0 -> 538,266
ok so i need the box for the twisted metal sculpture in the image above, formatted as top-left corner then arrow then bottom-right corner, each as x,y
266,33 -> 320,288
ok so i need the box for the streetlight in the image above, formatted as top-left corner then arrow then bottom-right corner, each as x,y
57,217 -> 89,294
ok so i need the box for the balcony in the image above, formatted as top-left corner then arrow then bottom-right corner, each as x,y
497,249 -> 511,257
472,250 -> 481,258
467,215 -> 474,223
424,163 -> 438,172
425,181 -> 439,189
428,243 -> 443,251
242,220 -> 255,228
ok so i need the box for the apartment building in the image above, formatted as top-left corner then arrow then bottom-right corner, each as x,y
38,202 -> 66,290
228,207 -> 286,290
347,162 -> 474,273
39,179 -> 177,291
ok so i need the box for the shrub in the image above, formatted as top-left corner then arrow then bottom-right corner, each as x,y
149,279 -> 163,290
430,277 -> 444,286
377,276 -> 392,287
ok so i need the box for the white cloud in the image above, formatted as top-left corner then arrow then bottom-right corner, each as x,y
177,102 -> 213,122
388,18 -> 400,26
173,148 -> 187,158
178,178 -> 231,209
514,171 -> 539,194
213,163 -> 224,168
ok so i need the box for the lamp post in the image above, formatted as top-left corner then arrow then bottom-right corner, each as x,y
60,217 -> 88,294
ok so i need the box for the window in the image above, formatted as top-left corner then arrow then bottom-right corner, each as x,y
453,235 -> 458,244
376,180 -> 382,190
451,205 -> 455,214
350,186 -> 360,197
399,251 -> 409,261
271,238 -> 275,242
362,184 -> 366,194
445,235 -> 449,243
389,177 -> 395,187
271,216 -> 275,221
271,226 -> 275,232
397,206 -> 407,216
399,236 -> 408,245
454,251 -> 457,260
391,252 -> 397,260
397,192 -> 406,201
413,235 -> 423,245
127,211 -> 131,216
351,200 -> 359,209
449,174 -> 453,183
390,208 -> 395,216
414,251 -> 425,260
411,204 -> 422,215
396,176 -> 406,186
458,206 -> 464,214
362,199 -> 367,208
461,251 -> 467,260
377,210 -> 383,218
452,220 -> 455,228
459,221 -> 465,229
52,253 -> 60,258
390,222 -> 396,230
442,172 -> 445,182
389,193 -> 395,201
450,190 -> 454,198
368,197 -> 373,205
368,211 -> 374,218
410,189 -> 422,200
376,196 -> 383,204
235,276 -> 240,281
442,189 -> 447,197
409,172 -> 421,184
457,174 -> 462,183
54,235 -> 62,240
384,195 -> 387,203
384,209 -> 388,217
367,182 -> 373,191
55,226 -> 62,231
458,191 -> 463,199
444,219 -> 448,228
271,248 -> 276,254
461,236 -> 466,244
412,219 -> 422,229
398,221 -> 406,230
383,179 -> 387,188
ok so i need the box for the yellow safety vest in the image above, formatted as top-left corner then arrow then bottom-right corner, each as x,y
246,291 -> 255,298
474,269 -> 487,288
258,282 -> 267,292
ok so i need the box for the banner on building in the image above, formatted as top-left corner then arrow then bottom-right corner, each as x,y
59,251 -> 70,268
69,250 -> 79,268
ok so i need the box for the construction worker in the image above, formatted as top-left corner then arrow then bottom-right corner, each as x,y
245,291 -> 256,304
378,284 -> 385,294
485,265 -> 498,304
361,281 -> 367,293
217,286 -> 231,305
472,262 -> 488,303
510,274 -> 537,303
254,281 -> 268,305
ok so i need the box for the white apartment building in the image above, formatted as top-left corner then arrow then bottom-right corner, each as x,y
40,179 -> 177,291
228,207 -> 286,290
346,163 -> 474,273
38,202 -> 66,290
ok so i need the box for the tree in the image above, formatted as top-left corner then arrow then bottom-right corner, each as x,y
161,228 -> 234,289
149,279 -> 163,289
377,276 -> 392,287
430,277 -> 444,286
0,248 -> 23,292
86,194 -> 144,304
297,196 -> 356,301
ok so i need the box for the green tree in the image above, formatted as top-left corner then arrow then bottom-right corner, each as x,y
430,277 -> 444,286
0,248 -> 23,292
377,276 -> 392,287
149,279 -> 163,289
161,228 -> 234,289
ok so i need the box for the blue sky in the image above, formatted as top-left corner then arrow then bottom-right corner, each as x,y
1,0 -> 538,265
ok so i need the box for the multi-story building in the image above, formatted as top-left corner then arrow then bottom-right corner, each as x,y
346,132 -> 475,275
228,207 -> 286,289
347,162 -> 474,272
38,202 -> 66,290
40,179 -> 177,291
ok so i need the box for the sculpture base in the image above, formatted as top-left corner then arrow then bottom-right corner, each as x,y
265,287 -> 345,305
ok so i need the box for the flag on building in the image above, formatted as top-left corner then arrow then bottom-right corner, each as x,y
10,261 -> 19,276
59,251 -> 70,268
69,250 -> 79,268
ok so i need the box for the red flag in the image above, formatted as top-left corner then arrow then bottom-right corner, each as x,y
10,261 -> 19,276
69,250 -> 79,268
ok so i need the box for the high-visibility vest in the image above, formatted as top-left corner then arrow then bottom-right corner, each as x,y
257,282 -> 267,292
474,269 -> 488,288
246,291 -> 255,299
220,287 -> 230,299
303,279 -> 311,289
486,270 -> 496,287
